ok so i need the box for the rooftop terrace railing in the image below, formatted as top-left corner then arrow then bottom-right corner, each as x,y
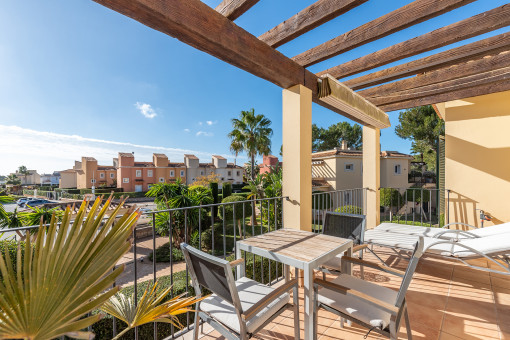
1,195 -> 288,340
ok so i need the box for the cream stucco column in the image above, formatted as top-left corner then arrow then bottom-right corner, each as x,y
282,85 -> 312,231
363,126 -> 380,230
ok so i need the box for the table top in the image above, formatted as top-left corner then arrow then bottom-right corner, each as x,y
237,228 -> 352,269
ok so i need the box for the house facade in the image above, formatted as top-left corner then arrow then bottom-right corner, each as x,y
312,145 -> 412,191
74,157 -> 117,189
184,154 -> 243,187
40,172 -> 61,186
259,155 -> 281,175
13,170 -> 40,185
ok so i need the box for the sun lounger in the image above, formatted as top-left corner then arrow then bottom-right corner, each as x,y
364,229 -> 510,275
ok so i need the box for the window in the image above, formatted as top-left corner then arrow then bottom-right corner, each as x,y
110,173 -> 115,178
136,170 -> 142,177
123,178 -> 129,183
91,179 -> 96,184
180,170 -> 185,177
170,170 -> 175,177
227,171 -> 232,176
159,177 -> 165,183
394,164 -> 402,175
99,173 -> 105,178
236,171 -> 240,176
200,170 -> 204,176
345,163 -> 354,172
147,170 -> 153,177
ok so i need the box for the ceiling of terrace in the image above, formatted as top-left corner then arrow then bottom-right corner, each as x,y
93,0 -> 510,125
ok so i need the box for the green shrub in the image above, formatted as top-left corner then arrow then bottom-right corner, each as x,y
380,188 -> 402,208
405,188 -> 431,203
221,195 -> 252,222
209,182 -> 219,217
335,205 -> 363,214
0,240 -> 26,280
148,242 -> 185,263
222,182 -> 232,198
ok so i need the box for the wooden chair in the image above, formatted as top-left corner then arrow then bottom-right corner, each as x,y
181,243 -> 300,340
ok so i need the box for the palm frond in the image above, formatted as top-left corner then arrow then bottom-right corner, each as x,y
0,197 -> 140,340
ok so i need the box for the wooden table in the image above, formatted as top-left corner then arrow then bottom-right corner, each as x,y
236,229 -> 353,340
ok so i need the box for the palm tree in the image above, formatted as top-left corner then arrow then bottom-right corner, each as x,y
5,173 -> 21,185
228,108 -> 273,180
17,165 -> 29,185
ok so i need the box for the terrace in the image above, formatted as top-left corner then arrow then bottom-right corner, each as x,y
3,0 -> 510,339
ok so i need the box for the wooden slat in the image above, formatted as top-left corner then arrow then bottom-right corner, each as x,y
293,0 -> 475,67
360,52 -> 510,98
344,32 -> 510,90
215,0 -> 259,20
318,4 -> 510,79
259,0 -> 367,48
93,0 -> 381,126
378,69 -> 510,111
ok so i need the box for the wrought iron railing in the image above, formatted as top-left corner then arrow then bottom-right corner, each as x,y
312,188 -> 367,232
1,195 -> 288,339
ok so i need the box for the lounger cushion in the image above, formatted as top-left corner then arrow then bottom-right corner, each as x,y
375,222 -> 510,239
200,276 -> 289,334
318,274 -> 397,329
365,230 -> 510,258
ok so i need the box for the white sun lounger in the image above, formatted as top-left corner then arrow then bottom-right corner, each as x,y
364,229 -> 510,275
374,221 -> 510,240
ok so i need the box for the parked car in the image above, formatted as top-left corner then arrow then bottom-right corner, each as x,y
17,197 -> 36,206
21,199 -> 51,208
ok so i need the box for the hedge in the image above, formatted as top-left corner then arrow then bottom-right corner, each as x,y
0,240 -> 27,281
148,242 -> 184,263
405,188 -> 431,203
80,188 -> 123,194
221,196 -> 253,222
312,192 -> 332,210
380,188 -> 402,208
222,182 -> 232,198
91,255 -> 282,339
335,205 -> 363,214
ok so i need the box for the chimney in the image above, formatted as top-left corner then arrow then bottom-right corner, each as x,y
341,140 -> 348,150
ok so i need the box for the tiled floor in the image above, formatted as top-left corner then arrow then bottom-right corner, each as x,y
189,247 -> 510,340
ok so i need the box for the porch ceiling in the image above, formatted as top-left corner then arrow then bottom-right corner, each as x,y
93,0 -> 510,121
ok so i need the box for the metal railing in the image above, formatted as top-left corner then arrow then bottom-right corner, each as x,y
312,188 -> 367,232
1,195 -> 288,339
379,187 -> 449,228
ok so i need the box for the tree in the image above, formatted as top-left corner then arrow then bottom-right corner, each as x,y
6,174 -> 21,185
228,108 -> 273,180
395,105 -> 444,170
17,165 -> 29,185
312,122 -> 362,151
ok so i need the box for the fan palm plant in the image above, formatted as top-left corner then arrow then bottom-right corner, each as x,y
228,108 -> 273,180
0,197 -> 140,340
23,205 -> 64,227
5,174 -> 21,185
17,165 -> 30,185
101,280 -> 207,340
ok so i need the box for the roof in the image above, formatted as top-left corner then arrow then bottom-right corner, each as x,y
226,163 -> 243,169
312,178 -> 331,188
168,162 -> 186,167
118,152 -> 134,157
133,162 -> 154,167
184,154 -> 198,159
212,155 -> 226,160
82,157 -> 97,161
311,148 -> 412,159
198,163 -> 215,168
153,153 -> 167,158
97,166 -> 116,171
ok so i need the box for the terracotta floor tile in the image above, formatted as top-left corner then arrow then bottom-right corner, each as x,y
321,321 -> 385,340
441,314 -> 500,339
438,331 -> 466,339
491,275 -> 510,290
405,289 -> 448,311
406,301 -> 445,331
451,266 -> 491,285
445,294 -> 498,322
398,321 -> 440,340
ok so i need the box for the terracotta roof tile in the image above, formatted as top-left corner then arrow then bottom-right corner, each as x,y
118,153 -> 134,157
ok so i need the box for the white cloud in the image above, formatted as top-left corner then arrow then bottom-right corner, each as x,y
0,125 -> 232,174
183,128 -> 190,133
196,131 -> 213,137
135,102 -> 157,119
198,121 -> 203,126
206,120 -> 217,126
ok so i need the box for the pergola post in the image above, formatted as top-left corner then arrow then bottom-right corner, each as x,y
282,84 -> 312,231
363,126 -> 381,229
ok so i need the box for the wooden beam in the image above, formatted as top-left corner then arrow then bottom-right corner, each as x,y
360,52 -> 510,98
293,0 -> 475,67
215,0 -> 259,20
377,68 -> 510,111
259,0 -> 367,48
318,4 -> 510,79
344,32 -> 510,90
92,0 -> 379,126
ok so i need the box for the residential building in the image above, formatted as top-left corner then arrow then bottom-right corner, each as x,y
40,172 -> 60,186
311,144 -> 412,191
12,169 -> 40,185
75,157 -> 117,189
184,154 -> 243,187
59,169 -> 77,189
117,153 -> 186,192
435,90 -> 510,227
259,155 -> 281,175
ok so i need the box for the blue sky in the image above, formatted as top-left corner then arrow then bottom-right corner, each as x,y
0,0 -> 508,175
